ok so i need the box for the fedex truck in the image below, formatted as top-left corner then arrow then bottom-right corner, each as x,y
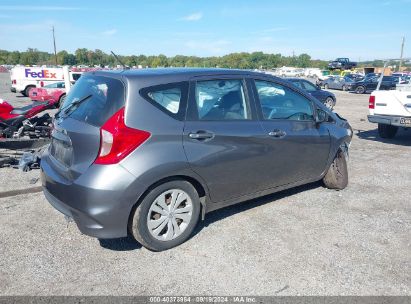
10,66 -> 64,96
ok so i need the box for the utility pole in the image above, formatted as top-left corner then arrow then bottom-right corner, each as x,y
52,26 -> 57,65
399,36 -> 405,72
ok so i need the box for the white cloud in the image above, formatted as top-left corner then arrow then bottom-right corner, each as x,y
0,5 -> 82,11
102,29 -> 117,36
179,12 -> 203,21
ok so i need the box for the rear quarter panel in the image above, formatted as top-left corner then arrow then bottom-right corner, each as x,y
119,76 -> 210,203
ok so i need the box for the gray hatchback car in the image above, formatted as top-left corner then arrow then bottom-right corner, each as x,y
41,68 -> 352,251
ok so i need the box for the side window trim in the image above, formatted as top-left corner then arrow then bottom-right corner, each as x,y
140,81 -> 189,121
251,78 -> 316,122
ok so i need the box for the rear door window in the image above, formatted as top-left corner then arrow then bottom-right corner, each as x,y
59,75 -> 125,126
194,79 -> 250,120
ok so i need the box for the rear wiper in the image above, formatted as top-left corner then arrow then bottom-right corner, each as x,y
56,94 -> 92,118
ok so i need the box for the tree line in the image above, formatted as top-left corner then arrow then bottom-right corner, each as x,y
0,48 -> 326,69
0,48 -> 404,69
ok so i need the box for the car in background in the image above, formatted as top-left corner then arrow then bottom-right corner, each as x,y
276,67 -> 303,77
343,73 -> 363,82
41,68 -> 352,251
368,84 -> 411,138
392,76 -> 409,85
346,76 -> 397,94
29,81 -> 66,106
322,76 -> 354,91
328,58 -> 357,70
361,73 -> 380,81
287,78 -> 336,110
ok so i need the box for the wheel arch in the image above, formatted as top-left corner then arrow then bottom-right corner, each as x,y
24,85 -> 35,96
127,174 -> 209,235
322,136 -> 351,178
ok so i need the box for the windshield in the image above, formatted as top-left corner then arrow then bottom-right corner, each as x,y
44,82 -> 65,89
60,75 -> 125,126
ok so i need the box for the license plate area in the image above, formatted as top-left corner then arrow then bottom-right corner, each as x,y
50,130 -> 73,167
400,117 -> 411,126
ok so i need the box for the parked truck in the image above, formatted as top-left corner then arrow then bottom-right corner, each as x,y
328,58 -> 357,70
9,66 -> 82,97
368,84 -> 411,138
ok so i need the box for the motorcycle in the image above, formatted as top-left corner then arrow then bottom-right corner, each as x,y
0,98 -> 57,139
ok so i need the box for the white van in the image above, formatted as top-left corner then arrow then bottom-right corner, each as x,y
10,66 -> 64,96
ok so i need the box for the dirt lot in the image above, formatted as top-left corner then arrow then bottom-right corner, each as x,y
0,72 -> 410,296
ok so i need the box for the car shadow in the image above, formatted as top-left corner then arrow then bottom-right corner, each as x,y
356,128 -> 411,146
348,91 -> 370,95
194,181 -> 322,233
98,181 -> 323,252
98,236 -> 142,251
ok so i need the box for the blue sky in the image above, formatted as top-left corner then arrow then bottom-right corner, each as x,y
0,0 -> 410,60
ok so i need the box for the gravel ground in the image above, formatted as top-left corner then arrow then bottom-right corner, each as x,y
0,72 -> 410,296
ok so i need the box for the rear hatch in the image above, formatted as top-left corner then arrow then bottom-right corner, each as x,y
373,90 -> 411,117
48,74 -> 125,181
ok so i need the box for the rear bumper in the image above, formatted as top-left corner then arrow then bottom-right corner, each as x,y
40,151 -> 145,239
367,114 -> 411,127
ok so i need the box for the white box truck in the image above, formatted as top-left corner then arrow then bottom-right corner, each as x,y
10,66 -> 64,96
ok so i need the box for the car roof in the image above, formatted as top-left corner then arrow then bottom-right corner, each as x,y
285,78 -> 303,81
88,67 -> 264,80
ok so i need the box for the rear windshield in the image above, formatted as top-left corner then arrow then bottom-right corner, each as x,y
60,75 -> 125,126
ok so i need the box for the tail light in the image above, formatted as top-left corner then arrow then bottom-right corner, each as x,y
369,95 -> 375,109
94,107 -> 150,165
40,81 -> 44,87
12,80 -> 16,84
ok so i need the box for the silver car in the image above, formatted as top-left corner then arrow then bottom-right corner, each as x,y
323,76 -> 354,91
41,68 -> 352,251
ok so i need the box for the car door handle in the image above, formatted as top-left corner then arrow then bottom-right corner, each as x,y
188,131 -> 214,140
268,130 -> 286,138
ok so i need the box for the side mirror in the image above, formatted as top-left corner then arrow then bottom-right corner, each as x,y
316,109 -> 328,124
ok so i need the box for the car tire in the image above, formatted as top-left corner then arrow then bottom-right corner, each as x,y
58,94 -> 66,108
130,180 -> 201,251
378,123 -> 398,139
24,85 -> 35,97
355,86 -> 365,94
324,84 -> 329,89
324,97 -> 335,110
323,149 -> 348,190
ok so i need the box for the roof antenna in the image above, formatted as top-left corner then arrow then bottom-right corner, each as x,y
111,51 -> 129,69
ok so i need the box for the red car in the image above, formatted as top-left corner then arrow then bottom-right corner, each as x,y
29,81 -> 66,106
